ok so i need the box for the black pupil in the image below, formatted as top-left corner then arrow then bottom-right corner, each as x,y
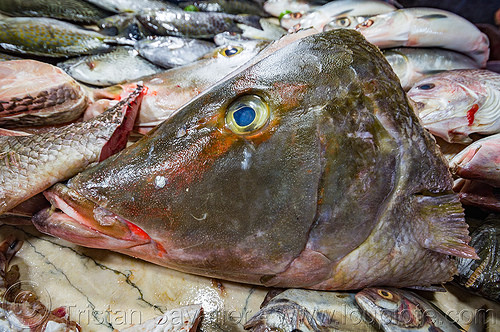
224,47 -> 238,56
234,106 -> 256,127
381,291 -> 389,297
418,83 -> 435,90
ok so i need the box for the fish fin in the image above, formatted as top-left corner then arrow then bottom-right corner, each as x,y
235,15 -> 263,30
417,14 -> 448,20
415,193 -> 479,259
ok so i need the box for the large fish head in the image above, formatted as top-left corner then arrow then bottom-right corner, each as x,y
407,72 -> 482,143
34,29 -> 404,286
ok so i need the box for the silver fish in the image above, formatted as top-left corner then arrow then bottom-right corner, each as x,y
356,8 -> 490,67
0,85 -> 143,216
58,47 -> 164,86
355,287 -> 463,332
383,48 -> 479,90
134,36 -> 216,68
244,289 -> 377,331
408,69 -> 500,144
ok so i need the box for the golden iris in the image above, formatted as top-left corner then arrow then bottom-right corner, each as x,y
219,46 -> 243,57
225,95 -> 269,135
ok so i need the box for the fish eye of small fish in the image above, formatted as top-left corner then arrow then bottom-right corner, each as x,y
225,94 -> 270,135
417,83 -> 436,90
377,289 -> 394,300
219,45 -> 243,57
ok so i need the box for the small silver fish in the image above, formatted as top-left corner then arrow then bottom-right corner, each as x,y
356,8 -> 490,67
58,47 -> 164,86
383,48 -> 479,90
355,287 -> 463,332
135,36 -> 216,68
244,289 -> 376,331
408,69 -> 500,144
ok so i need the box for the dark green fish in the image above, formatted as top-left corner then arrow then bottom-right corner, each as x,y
136,9 -> 262,38
0,0 -> 110,24
0,17 -> 129,57
179,0 -> 269,16
456,216 -> 500,303
33,30 -> 475,289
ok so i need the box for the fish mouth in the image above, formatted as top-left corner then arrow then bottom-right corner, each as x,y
32,183 -> 166,257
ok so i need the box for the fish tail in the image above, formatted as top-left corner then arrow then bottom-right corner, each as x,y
414,193 -> 479,259
234,15 -> 262,30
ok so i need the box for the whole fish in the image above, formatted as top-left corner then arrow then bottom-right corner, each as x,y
408,69 -> 500,144
244,289 -> 377,331
58,47 -> 164,86
83,0 -> 179,13
0,0 -> 110,24
355,287 -> 463,331
355,8 -> 490,67
134,36 -> 216,68
0,60 -> 88,127
382,48 -> 479,90
0,17 -> 130,57
0,85 -> 143,216
456,218 -> 500,303
456,179 -> 500,213
33,29 -> 476,290
179,0 -> 269,16
449,133 -> 500,188
89,38 -> 269,131
288,0 -> 396,32
136,9 -> 262,39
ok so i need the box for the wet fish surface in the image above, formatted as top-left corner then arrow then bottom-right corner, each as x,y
456,217 -> 500,303
383,48 -> 479,90
134,36 -> 216,68
58,47 -> 164,86
408,69 -> 500,144
0,0 -> 110,23
180,0 -> 269,16
0,60 -> 88,127
244,288 -> 376,331
0,85 -> 143,216
355,287 -> 463,331
33,30 -> 475,290
0,17 -> 125,57
356,7 -> 490,67
136,9 -> 262,38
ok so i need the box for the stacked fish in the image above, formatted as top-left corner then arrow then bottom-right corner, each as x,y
0,1 -> 500,332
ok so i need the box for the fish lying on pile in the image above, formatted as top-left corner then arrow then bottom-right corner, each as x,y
0,60 -> 88,127
408,69 -> 500,144
32,29 -> 476,290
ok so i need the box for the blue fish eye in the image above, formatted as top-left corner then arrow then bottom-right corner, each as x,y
418,83 -> 435,90
233,106 -> 256,127
224,47 -> 238,56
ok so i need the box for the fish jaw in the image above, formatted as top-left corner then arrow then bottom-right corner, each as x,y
33,183 -> 166,257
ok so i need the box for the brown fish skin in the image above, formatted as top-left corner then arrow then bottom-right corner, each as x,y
0,85 -> 143,216
33,30 -> 475,290
0,60 -> 88,128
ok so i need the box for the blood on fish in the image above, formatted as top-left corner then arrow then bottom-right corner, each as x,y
125,220 -> 150,240
467,104 -> 479,126
51,307 -> 67,318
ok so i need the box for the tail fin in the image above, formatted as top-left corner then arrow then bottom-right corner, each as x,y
415,193 -> 479,259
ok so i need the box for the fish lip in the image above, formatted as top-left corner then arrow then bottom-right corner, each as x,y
32,183 -> 164,254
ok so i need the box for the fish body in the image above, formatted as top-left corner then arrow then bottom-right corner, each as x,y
135,36 -> 216,68
136,9 -> 262,38
356,8 -> 490,67
449,133 -> 500,188
58,47 -> 164,86
383,48 -> 480,90
290,0 -> 396,32
244,289 -> 376,331
0,85 -> 143,216
456,219 -> 500,302
83,0 -> 179,13
179,0 -> 269,16
0,60 -> 88,127
98,13 -> 148,40
408,69 -> 500,144
355,287 -> 463,331
0,17 -> 120,57
0,0 -> 110,24
33,30 -> 475,290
